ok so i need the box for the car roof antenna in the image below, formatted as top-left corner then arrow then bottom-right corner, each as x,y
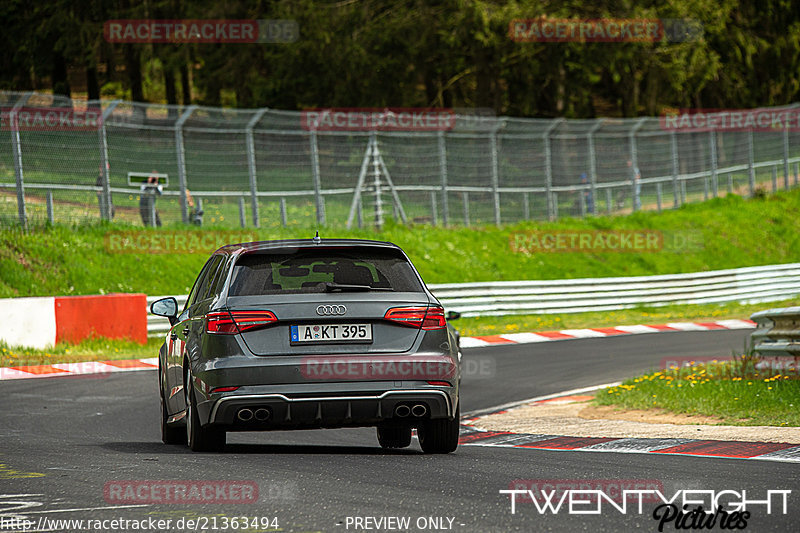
313,230 -> 321,244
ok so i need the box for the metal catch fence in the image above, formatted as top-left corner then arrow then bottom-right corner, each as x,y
2,91 -> 800,230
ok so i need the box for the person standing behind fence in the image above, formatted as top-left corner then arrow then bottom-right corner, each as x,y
139,172 -> 163,227
186,189 -> 204,226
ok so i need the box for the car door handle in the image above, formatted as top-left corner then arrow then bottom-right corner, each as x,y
182,327 -> 190,336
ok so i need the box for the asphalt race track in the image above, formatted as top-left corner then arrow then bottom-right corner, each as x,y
2,329 -> 798,532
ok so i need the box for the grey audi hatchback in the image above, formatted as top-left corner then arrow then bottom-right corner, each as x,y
151,237 -> 462,453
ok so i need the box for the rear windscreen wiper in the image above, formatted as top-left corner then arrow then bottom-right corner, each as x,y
324,282 -> 391,292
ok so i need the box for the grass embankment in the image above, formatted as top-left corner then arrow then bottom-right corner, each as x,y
595,357 -> 800,426
3,188 -> 800,298
1,189 -> 799,366
1,337 -> 163,368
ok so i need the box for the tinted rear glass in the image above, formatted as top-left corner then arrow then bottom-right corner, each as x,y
228,248 -> 424,295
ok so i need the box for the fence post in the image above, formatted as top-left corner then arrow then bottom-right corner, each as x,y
46,190 -> 54,224
239,196 -> 246,228
670,132 -> 679,208
280,197 -> 287,226
656,182 -> 662,212
10,92 -> 32,230
175,105 -> 197,225
552,192 -> 559,219
543,119 -> 562,220
709,130 -> 718,197
489,123 -> 502,226
430,190 -> 438,226
438,131 -> 449,226
783,125 -> 790,190
245,108 -> 267,228
462,191 -> 469,226
523,193 -> 530,219
772,166 -> 778,192
747,130 -> 755,196
629,118 -> 647,211
606,188 -> 612,214
98,100 -> 120,221
309,130 -> 325,226
587,120 -> 602,215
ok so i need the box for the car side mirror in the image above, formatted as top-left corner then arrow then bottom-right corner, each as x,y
446,310 -> 461,321
150,297 -> 178,326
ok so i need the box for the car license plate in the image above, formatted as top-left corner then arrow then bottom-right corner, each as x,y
290,324 -> 372,344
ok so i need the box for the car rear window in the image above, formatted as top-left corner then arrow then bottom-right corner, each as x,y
228,248 -> 424,295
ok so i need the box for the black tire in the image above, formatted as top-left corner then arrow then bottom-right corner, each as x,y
377,424 -> 412,449
418,401 -> 459,454
160,388 -> 185,445
185,372 -> 225,452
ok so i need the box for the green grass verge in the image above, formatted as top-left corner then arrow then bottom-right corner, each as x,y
3,187 -> 800,298
0,337 -> 163,368
595,358 -> 800,426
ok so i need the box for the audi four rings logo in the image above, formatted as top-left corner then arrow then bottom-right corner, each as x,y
316,305 -> 347,316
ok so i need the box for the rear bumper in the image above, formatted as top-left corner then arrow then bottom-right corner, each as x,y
204,387 -> 454,430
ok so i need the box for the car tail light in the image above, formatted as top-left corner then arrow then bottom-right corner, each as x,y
421,306 -> 446,330
210,386 -> 240,394
206,311 -> 277,334
426,380 -> 451,387
384,305 -> 446,330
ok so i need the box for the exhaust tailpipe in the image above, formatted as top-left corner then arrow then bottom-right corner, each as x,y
237,408 -> 254,422
411,404 -> 427,417
254,408 -> 271,421
394,404 -> 411,418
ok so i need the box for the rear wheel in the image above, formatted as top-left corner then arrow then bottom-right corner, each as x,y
377,424 -> 412,449
418,401 -> 459,454
185,371 -> 225,452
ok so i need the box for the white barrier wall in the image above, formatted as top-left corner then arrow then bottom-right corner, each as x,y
0,297 -> 56,349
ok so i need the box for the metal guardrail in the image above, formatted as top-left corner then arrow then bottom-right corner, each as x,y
147,263 -> 800,336
750,306 -> 800,357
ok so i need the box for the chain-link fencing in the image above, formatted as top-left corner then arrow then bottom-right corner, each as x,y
2,90 -> 799,230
